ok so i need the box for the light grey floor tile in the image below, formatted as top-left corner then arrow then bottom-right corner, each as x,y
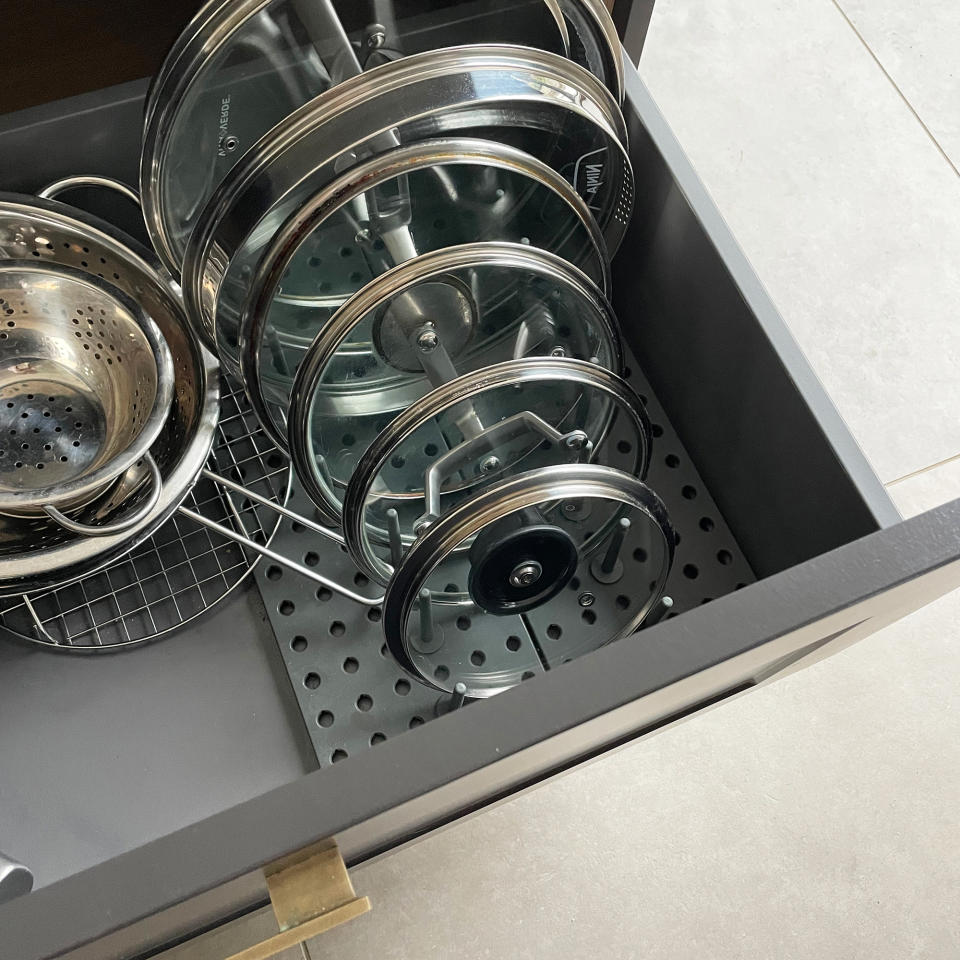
309,599 -> 960,960
887,455 -> 960,518
637,0 -> 960,483
839,0 -> 960,170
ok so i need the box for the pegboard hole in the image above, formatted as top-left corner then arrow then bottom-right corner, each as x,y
330,621 -> 346,636
343,657 -> 359,673
354,572 -> 369,587
304,551 -> 319,566
317,587 -> 332,601
370,732 -> 386,745
317,710 -> 334,727
331,749 -> 348,763
356,694 -> 373,712
278,600 -> 295,616
395,679 -> 411,695
717,549 -> 733,566
409,716 -> 424,728
651,423 -> 663,438
444,583 -> 460,593
683,564 -> 699,580
367,607 -> 382,622
582,610 -> 597,625
665,454 -> 680,468
266,565 -> 282,581
470,650 -> 486,666
546,624 -> 562,640
291,636 -> 307,652
616,440 -> 631,454
506,635 -> 521,652
699,516 -> 715,532
456,616 -> 471,631
304,672 -> 321,689
681,484 -> 698,500
615,595 -> 630,610
434,665 -> 450,682
633,547 -> 647,563
521,671 -> 535,681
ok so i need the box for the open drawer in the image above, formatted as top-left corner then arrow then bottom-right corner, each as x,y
0,11 -> 959,960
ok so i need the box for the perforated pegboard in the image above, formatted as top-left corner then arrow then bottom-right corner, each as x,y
256,346 -> 755,766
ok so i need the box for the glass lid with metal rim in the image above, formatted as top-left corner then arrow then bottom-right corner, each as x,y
141,0 -> 574,275
380,463 -> 674,699
560,0 -> 624,104
233,135 -> 613,446
284,243 -> 620,477
338,358 -> 651,583
183,46 -> 632,349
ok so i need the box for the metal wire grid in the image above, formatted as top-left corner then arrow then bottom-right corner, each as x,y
0,379 -> 291,650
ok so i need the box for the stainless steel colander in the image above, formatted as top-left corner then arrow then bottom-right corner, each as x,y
0,261 -> 174,526
0,186 -> 218,601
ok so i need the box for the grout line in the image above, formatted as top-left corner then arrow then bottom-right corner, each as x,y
830,0 -> 960,180
885,451 -> 960,487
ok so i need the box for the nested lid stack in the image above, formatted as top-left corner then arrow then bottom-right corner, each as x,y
141,0 -> 623,275
122,0 -> 675,693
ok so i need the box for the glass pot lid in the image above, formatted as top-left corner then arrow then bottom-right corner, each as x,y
230,139 -> 611,446
380,463 -> 674,699
339,358 -> 651,584
285,243 -> 620,490
141,0 -> 574,275
182,46 -> 631,349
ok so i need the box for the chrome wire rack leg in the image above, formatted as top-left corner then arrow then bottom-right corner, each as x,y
179,470 -> 382,606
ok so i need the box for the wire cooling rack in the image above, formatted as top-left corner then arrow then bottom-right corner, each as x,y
0,379 -> 291,650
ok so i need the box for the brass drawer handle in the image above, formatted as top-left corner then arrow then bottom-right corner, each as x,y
225,839 -> 370,960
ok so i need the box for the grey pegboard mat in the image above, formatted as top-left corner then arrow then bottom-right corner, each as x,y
256,346 -> 755,766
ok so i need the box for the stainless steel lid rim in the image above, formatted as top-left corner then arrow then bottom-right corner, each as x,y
0,194 -> 219,591
381,462 -> 675,694
141,0 -> 279,272
189,90 -> 630,356
560,0 -> 625,104
340,357 -> 652,582
143,8 -> 584,270
287,242 -> 624,524
0,262 -> 175,514
238,139 -> 613,449
181,44 -> 629,333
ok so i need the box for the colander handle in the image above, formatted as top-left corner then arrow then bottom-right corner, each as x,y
42,454 -> 162,537
37,175 -> 141,208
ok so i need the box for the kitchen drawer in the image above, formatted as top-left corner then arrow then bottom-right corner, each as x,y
1,11 -> 959,960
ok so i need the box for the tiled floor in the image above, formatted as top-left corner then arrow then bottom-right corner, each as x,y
280,3 -> 960,958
